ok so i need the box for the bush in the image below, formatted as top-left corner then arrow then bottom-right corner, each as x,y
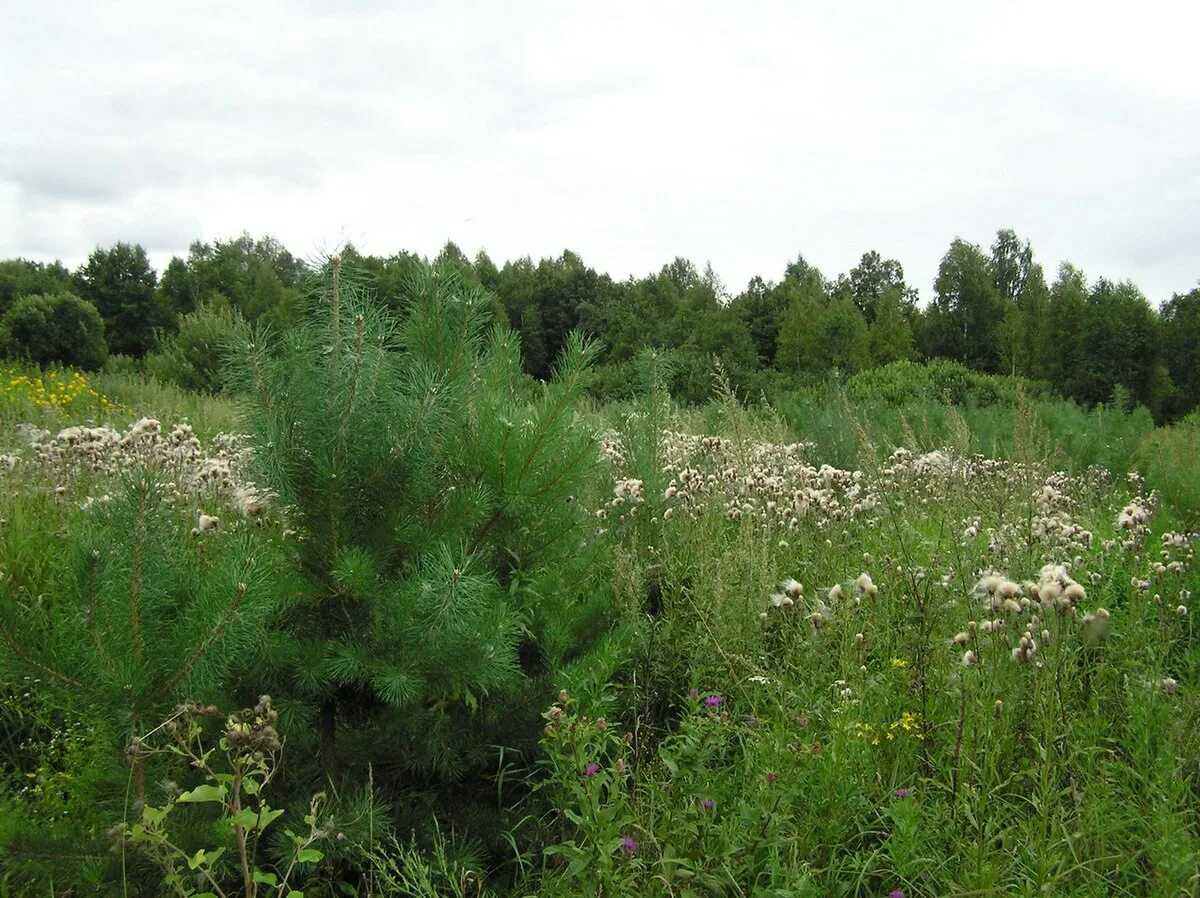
846,359 -> 1048,407
1,292 -> 107,370
144,300 -> 245,394
100,352 -> 141,377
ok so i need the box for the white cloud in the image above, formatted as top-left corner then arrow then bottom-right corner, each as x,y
2,0 -> 1197,300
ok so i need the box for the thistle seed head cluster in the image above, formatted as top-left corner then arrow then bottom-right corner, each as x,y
223,694 -> 282,756
1115,495 -> 1155,550
20,418 -> 271,521
766,577 -> 804,617
602,429 -> 878,534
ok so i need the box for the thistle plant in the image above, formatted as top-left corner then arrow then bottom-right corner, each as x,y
115,697 -> 330,898
227,257 -> 611,839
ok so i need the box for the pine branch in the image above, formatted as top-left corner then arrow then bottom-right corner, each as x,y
155,579 -> 248,699
128,484 -> 149,667
0,615 -> 94,694
85,550 -> 117,678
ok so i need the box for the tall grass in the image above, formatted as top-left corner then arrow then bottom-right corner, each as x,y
86,370 -> 240,437
2,360 -> 1197,896
774,383 -> 1156,475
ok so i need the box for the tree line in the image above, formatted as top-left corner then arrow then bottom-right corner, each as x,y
2,229 -> 1197,419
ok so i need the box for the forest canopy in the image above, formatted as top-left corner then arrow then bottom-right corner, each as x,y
2,229 -> 1196,419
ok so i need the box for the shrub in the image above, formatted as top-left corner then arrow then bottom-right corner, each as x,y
846,359 -> 1048,407
1,292 -> 108,370
144,300 -> 245,394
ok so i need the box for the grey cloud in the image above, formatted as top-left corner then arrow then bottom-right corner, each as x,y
1,0 -> 1198,304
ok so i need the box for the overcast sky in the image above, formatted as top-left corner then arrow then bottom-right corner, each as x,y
2,0 -> 1198,303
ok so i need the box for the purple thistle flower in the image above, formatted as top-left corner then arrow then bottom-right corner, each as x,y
700,798 -> 716,811
893,787 -> 910,799
583,762 -> 600,777
889,890 -> 905,898
620,835 -> 639,855
704,694 -> 723,708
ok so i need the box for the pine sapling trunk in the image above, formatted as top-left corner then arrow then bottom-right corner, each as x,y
320,698 -> 338,780
130,713 -> 146,811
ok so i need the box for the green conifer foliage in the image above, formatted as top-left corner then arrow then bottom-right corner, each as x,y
229,257 -> 611,838
0,475 -> 278,880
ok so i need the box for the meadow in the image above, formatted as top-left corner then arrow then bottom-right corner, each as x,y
1,262 -> 1198,897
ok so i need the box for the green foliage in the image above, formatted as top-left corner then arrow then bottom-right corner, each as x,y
1,292 -> 108,370
362,829 -> 494,898
227,257 -> 613,846
117,698 -> 333,898
76,242 -> 172,357
533,407 -> 1200,897
921,237 -> 1003,371
4,225 -> 1199,419
730,276 -> 785,367
774,377 -> 1155,474
773,266 -> 826,375
145,300 -> 246,394
846,359 -> 1044,407
86,369 -> 241,438
162,234 -> 305,326
836,249 -> 918,324
1159,287 -> 1200,419
1074,279 -> 1161,413
1136,415 -> 1200,529
0,260 -> 73,317
0,475 -> 279,888
2,227 -> 1200,895
867,288 -> 916,366
815,295 -> 871,373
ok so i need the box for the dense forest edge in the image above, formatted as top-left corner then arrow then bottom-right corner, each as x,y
2,228 -> 1198,420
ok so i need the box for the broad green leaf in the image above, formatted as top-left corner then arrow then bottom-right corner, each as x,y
178,784 -> 227,803
229,808 -> 260,829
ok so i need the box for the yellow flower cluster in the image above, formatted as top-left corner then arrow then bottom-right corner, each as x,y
2,369 -> 121,417
853,710 -> 925,745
